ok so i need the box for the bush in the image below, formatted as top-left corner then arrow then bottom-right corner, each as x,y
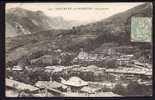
112,83 -> 127,95
104,59 -> 117,68
126,81 -> 152,96
6,61 -> 17,68
102,85 -> 111,92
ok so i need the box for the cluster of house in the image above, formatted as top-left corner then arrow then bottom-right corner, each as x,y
9,55 -> 152,85
73,48 -> 114,62
73,48 -> 134,67
6,63 -> 151,97
6,47 -> 152,97
6,76 -> 122,97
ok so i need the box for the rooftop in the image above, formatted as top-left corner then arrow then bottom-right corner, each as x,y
6,78 -> 39,92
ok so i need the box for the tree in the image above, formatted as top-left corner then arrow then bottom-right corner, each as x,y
104,58 -> 117,68
112,83 -> 127,96
18,56 -> 30,66
72,26 -> 76,34
126,81 -> 151,96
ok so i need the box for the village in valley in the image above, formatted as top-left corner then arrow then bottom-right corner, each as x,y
5,3 -> 152,97
6,45 -> 152,97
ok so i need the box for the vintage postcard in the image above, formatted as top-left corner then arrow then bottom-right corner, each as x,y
5,2 -> 153,97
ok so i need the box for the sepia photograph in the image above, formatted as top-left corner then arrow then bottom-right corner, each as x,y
5,2 -> 153,97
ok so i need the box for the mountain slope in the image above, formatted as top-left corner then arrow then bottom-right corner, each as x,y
6,7 -> 81,37
77,3 -> 152,42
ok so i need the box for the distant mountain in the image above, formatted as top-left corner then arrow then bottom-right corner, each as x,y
6,7 -> 82,37
6,3 -> 152,66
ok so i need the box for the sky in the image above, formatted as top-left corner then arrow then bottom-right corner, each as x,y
6,3 -> 145,23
